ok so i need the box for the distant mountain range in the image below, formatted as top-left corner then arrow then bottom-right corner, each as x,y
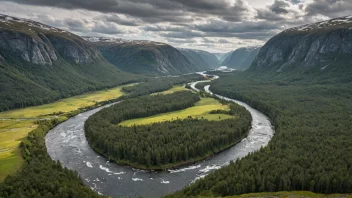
84,37 -> 211,75
178,48 -> 220,70
2,13 -> 350,110
0,14 -> 225,111
221,47 -> 261,70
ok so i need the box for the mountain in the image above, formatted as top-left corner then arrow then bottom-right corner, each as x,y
213,52 -> 231,61
84,37 -> 201,76
178,48 -> 220,70
0,14 -> 136,111
250,16 -> 352,76
219,51 -> 232,62
221,46 -> 261,70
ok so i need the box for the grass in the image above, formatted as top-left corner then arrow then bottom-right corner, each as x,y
0,85 -> 133,119
151,85 -> 188,95
119,97 -> 234,127
0,83 -> 134,182
224,191 -> 352,198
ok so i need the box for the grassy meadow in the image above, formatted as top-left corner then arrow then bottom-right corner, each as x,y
119,97 -> 234,127
151,85 -> 189,95
0,83 -> 133,182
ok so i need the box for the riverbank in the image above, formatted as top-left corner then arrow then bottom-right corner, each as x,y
44,74 -> 274,198
0,83 -> 133,182
89,136 -> 247,171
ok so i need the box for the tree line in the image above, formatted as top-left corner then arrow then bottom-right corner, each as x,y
121,74 -> 204,98
0,119 -> 101,198
85,91 -> 251,169
166,73 -> 352,197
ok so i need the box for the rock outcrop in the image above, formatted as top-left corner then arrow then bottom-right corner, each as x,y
250,16 -> 352,72
0,14 -> 101,65
0,14 -> 135,112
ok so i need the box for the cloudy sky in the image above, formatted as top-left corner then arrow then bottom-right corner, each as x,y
0,0 -> 351,52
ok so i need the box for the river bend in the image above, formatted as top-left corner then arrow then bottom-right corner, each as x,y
45,78 -> 274,197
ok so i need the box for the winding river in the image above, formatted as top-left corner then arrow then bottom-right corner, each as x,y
45,75 -> 274,198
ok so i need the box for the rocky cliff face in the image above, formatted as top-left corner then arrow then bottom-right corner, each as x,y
178,48 -> 220,70
85,37 -> 200,75
250,16 -> 352,72
221,46 -> 261,70
0,14 -> 101,65
0,14 -> 136,112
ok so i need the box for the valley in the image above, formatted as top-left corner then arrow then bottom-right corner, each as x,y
0,6 -> 352,198
43,76 -> 273,197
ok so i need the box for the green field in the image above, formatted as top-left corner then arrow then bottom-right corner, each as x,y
119,97 -> 234,127
151,85 -> 188,95
0,83 -> 133,182
0,84 -> 136,119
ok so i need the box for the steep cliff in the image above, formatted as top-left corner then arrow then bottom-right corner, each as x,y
85,37 -> 200,76
250,16 -> 352,74
221,46 -> 261,70
0,14 -> 136,111
178,48 -> 220,70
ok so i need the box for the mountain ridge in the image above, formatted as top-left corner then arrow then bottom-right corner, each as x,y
0,14 -> 137,111
249,15 -> 352,76
85,36 -> 202,76
221,46 -> 261,70
178,48 -> 220,70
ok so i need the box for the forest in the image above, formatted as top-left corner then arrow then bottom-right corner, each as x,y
121,74 -> 204,98
0,119 -> 101,198
85,91 -> 251,169
166,72 -> 352,197
0,57 -> 139,112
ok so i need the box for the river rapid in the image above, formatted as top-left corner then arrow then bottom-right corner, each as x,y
45,75 -> 274,198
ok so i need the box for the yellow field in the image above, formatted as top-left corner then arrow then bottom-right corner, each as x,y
0,83 -> 134,182
151,85 -> 188,95
0,85 -> 134,119
119,97 -> 234,127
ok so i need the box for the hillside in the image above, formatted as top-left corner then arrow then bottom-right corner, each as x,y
0,14 -> 137,111
218,51 -> 232,62
250,16 -> 352,79
221,47 -> 261,70
85,37 -> 201,76
178,48 -> 220,70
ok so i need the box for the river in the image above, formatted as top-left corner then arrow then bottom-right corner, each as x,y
45,76 -> 274,198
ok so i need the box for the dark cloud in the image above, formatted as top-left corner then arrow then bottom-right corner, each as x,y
96,14 -> 141,26
91,22 -> 123,34
160,29 -> 276,40
270,0 -> 291,14
4,0 -> 251,23
143,25 -> 188,32
305,0 -> 352,18
194,20 -> 280,34
256,0 -> 302,21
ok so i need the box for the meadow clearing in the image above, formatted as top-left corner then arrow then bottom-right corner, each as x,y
119,97 -> 234,127
0,84 -> 131,182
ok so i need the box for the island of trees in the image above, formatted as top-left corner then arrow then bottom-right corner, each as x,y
85,91 -> 251,169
